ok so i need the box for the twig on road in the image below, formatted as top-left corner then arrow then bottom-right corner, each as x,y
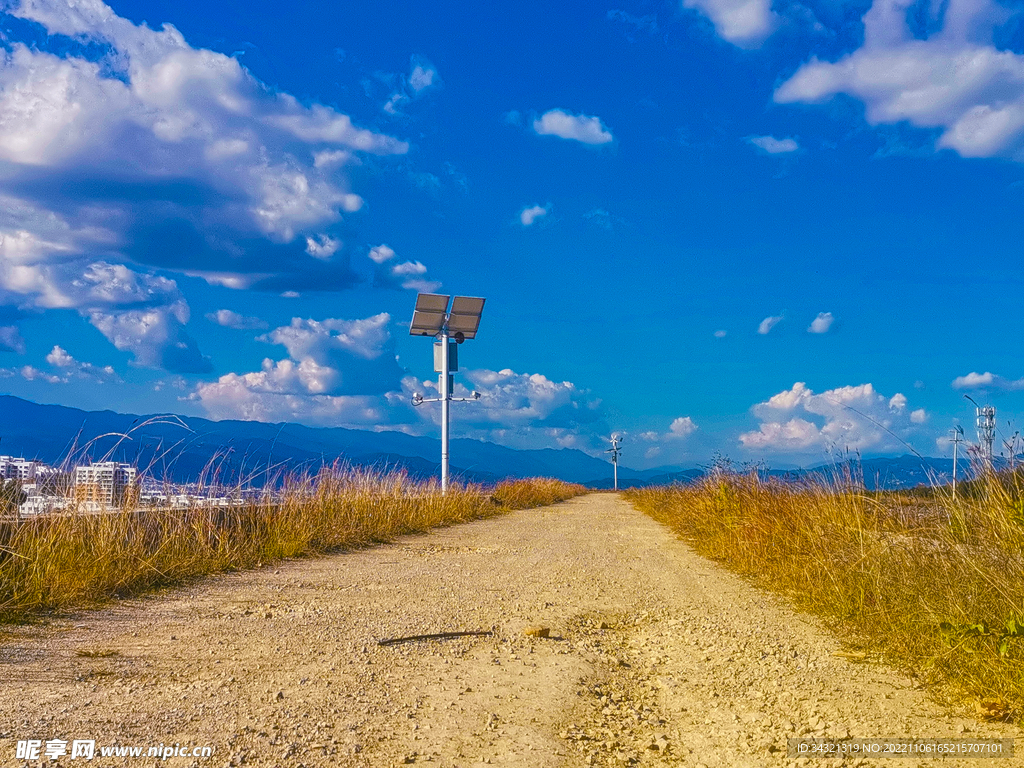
378,630 -> 493,647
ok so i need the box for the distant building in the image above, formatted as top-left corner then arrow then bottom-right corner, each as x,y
74,462 -> 138,509
20,492 -> 69,517
0,456 -> 51,482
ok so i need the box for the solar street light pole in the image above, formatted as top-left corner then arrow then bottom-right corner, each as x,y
605,435 -> 622,491
439,326 -> 451,491
409,293 -> 485,494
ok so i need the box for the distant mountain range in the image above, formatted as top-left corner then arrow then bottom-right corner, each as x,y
0,395 -> 966,490
0,395 -> 621,485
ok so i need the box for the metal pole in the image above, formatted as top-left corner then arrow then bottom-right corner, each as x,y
613,454 -> 618,491
952,432 -> 958,501
439,329 -> 450,494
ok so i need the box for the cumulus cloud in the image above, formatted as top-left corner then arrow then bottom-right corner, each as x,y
0,0 -> 410,369
758,315 -> 783,334
366,244 -> 440,291
747,135 -> 799,154
775,0 -> 1024,160
206,309 -> 269,331
368,244 -> 397,264
196,343 -> 613,450
668,416 -> 698,438
714,330 -> 727,338
1,259 -> 211,372
683,0 -> 779,48
397,367 -> 610,451
520,205 -> 550,226
193,312 -> 406,424
808,312 -> 834,333
44,344 -> 121,383
533,109 -> 614,145
305,235 -> 342,260
952,371 -> 1024,390
195,361 -> 386,425
739,381 -> 928,455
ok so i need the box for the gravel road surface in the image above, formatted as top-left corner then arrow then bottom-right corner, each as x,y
1,493 -> 1020,767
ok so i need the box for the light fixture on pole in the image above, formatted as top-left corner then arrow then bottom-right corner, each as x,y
605,435 -> 623,491
409,293 -> 485,493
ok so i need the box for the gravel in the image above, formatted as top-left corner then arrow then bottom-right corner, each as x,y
0,493 -> 1020,767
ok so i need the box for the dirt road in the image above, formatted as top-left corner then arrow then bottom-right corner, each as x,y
1,493 -> 1020,767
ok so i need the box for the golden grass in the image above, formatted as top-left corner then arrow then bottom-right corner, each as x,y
490,477 -> 588,509
0,468 -> 588,623
626,470 -> 1024,719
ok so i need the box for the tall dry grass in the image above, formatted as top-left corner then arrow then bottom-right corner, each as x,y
490,477 -> 588,509
626,470 -> 1024,719
0,468 -> 588,623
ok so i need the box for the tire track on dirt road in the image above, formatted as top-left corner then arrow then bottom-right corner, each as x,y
1,493 -> 1019,767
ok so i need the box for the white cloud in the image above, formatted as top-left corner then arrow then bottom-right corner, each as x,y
0,326 -> 25,354
368,246 -> 440,291
747,135 -> 799,154
0,258 -> 210,372
408,57 -> 440,94
682,0 -> 779,48
195,361 -> 385,426
740,381 -> 927,455
533,109 -> 614,145
206,309 -> 269,331
305,235 -> 342,260
397,367 -> 610,451
368,244 -> 396,264
808,312 -> 834,333
195,354 -> 613,450
668,416 -> 698,438
520,205 -> 550,226
758,315 -> 783,334
714,330 -> 727,338
0,0 -> 410,369
194,312 -> 406,424
952,371 -> 1024,390
264,314 -> 392,365
43,344 -> 120,383
19,365 -> 62,384
382,55 -> 441,115
775,0 -> 1024,160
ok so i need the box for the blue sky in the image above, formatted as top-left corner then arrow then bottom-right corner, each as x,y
2,0 -> 1024,468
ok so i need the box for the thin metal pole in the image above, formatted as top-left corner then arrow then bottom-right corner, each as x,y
439,329 -> 450,494
952,433 -> 958,501
613,456 -> 618,491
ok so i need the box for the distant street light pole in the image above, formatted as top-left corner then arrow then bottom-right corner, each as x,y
606,435 -> 622,491
950,426 -> 964,500
409,293 -> 484,493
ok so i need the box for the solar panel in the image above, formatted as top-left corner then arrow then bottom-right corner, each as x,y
409,293 -> 450,336
447,296 -> 485,339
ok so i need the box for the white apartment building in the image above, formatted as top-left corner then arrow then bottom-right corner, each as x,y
74,462 -> 138,509
0,456 -> 49,482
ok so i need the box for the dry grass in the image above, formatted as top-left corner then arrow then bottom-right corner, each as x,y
626,470 -> 1024,720
0,468 -> 588,623
490,477 -> 588,509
